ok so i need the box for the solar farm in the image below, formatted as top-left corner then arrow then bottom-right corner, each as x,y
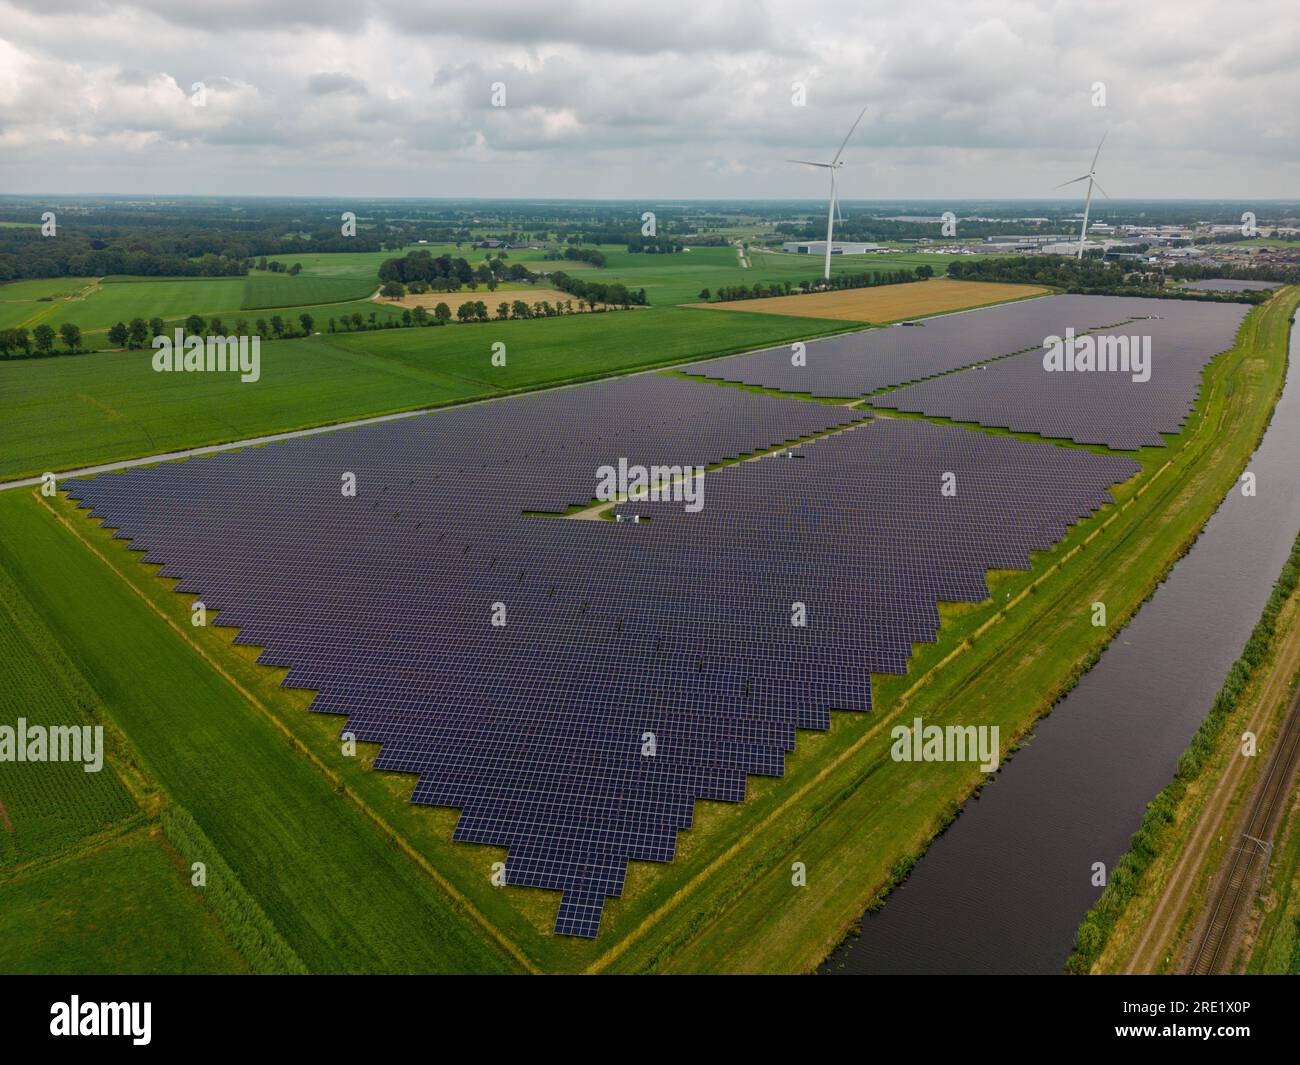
35,285 -> 1270,952
3,227 -> 1295,975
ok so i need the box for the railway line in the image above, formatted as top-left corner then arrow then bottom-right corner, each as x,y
1188,681 -> 1300,974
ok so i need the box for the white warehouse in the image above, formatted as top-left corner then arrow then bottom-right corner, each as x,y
781,240 -> 883,255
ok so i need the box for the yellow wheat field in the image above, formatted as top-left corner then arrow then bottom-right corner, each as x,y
692,278 -> 1048,322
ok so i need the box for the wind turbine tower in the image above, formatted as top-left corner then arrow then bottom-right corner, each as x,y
1056,131 -> 1109,260
789,106 -> 868,282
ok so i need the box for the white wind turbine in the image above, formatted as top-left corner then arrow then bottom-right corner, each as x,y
1056,131 -> 1109,260
789,106 -> 868,282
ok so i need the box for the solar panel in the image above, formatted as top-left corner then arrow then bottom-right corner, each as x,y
64,372 -> 1139,937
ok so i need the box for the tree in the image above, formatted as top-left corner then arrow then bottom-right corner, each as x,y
412,306 -> 429,326
234,318 -> 248,336
128,318 -> 150,348
328,317 -> 337,332
32,323 -> 56,354
497,302 -> 511,320
149,317 -> 165,338
108,321 -> 129,347
209,317 -> 224,336
434,302 -> 451,325
401,309 -> 412,327
185,314 -> 206,336
256,319 -> 269,336
380,280 -> 405,299
289,262 -> 302,276
699,288 -> 711,300
457,302 -> 476,322
59,322 -> 82,352
350,312 -> 364,331
299,313 -> 314,334
270,315 -> 285,337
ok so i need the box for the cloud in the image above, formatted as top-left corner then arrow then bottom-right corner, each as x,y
0,0 -> 1296,197
308,72 -> 369,97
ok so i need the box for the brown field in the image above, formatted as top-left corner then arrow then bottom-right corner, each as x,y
690,278 -> 1049,322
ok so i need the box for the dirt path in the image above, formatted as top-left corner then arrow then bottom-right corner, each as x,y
1120,592 -> 1300,972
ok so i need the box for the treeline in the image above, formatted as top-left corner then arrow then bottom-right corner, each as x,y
547,270 -> 646,307
0,235 -> 248,281
1165,261 -> 1300,284
1066,529 -> 1300,974
0,323 -> 86,356
378,249 -> 532,290
0,222 -> 387,282
702,265 -> 934,302
626,235 -> 684,254
543,246 -> 607,266
948,256 -> 1275,303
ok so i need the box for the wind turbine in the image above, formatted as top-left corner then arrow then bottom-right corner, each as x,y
1056,131 -> 1109,260
789,106 -> 868,282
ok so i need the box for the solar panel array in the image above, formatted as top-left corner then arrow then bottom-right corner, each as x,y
1181,279 -> 1281,292
64,373 -> 1138,937
869,300 -> 1250,449
679,294 -> 1187,398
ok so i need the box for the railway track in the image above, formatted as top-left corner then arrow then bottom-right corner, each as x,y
1188,682 -> 1300,974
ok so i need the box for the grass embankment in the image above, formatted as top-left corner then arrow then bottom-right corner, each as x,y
0,306 -> 859,482
1069,532 -> 1300,973
25,289 -> 1296,973
0,490 -> 521,974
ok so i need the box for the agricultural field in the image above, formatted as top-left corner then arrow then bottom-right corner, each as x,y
0,277 -> 98,330
0,306 -> 859,480
693,278 -> 1048,322
0,565 -> 138,867
0,827 -> 247,975
241,272 -> 378,309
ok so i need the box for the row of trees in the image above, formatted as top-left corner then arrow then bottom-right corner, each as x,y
253,258 -> 303,274
546,270 -> 646,308
702,265 -> 934,303
0,322 -> 84,357
542,246 -> 607,266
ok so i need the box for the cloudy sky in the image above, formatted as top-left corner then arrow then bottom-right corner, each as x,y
1,0 -> 1297,200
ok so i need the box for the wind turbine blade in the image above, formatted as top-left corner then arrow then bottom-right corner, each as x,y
1054,175 -> 1091,189
788,159 -> 833,168
1091,178 -> 1111,199
831,105 -> 868,165
1090,129 -> 1107,171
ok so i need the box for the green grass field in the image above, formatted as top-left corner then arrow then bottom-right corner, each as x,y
0,306 -> 858,480
0,566 -> 138,867
241,272 -> 377,309
0,827 -> 247,975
